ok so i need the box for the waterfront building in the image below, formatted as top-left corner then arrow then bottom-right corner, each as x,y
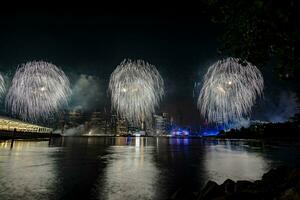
153,112 -> 171,135
116,118 -> 128,135
89,111 -> 108,134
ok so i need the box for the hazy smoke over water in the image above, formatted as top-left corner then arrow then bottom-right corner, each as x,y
54,125 -> 85,136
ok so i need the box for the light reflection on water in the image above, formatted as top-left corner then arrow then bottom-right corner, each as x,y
0,137 -> 300,200
97,137 -> 160,200
203,140 -> 269,183
0,140 -> 60,200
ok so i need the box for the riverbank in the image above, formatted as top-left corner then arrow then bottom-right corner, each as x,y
0,130 -> 59,140
214,121 -> 300,140
169,166 -> 300,200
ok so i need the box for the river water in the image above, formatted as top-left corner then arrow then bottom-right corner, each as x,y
1,137 -> 300,200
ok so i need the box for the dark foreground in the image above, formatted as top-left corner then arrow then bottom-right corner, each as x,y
171,166 -> 300,200
1,137 -> 300,200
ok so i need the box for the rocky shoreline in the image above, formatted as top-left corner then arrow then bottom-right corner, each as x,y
169,166 -> 300,200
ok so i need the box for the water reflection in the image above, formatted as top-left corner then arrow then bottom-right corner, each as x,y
0,138 -> 299,200
168,138 -> 190,145
202,140 -> 270,184
96,137 -> 161,200
0,140 -> 60,200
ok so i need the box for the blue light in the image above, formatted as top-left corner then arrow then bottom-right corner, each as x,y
182,130 -> 189,136
202,130 -> 219,136
170,127 -> 190,136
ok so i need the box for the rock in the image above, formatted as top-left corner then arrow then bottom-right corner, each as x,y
198,181 -> 224,200
196,167 -> 300,200
260,166 -> 289,196
168,188 -> 182,200
168,187 -> 198,200
262,166 -> 288,185
279,187 -> 300,200
235,180 -> 256,193
295,181 -> 300,193
287,168 -> 300,186
253,179 -> 263,188
222,179 -> 235,194
229,192 -> 263,200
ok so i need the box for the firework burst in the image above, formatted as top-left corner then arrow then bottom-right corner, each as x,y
0,73 -> 5,99
6,61 -> 71,122
109,59 -> 164,126
197,57 -> 264,126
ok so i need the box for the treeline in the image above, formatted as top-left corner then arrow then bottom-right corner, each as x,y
218,122 -> 300,139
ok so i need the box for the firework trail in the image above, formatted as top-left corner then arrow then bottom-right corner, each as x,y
109,59 -> 164,126
6,61 -> 71,122
0,73 -> 5,99
197,57 -> 264,126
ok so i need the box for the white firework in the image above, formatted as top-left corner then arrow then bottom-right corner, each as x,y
198,57 -> 264,126
6,61 -> 71,122
0,73 -> 5,99
109,59 -> 164,126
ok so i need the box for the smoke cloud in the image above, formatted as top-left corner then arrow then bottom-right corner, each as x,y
263,91 -> 298,123
54,125 -> 85,136
70,74 -> 105,111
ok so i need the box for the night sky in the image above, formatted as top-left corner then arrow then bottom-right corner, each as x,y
0,7 -> 297,125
